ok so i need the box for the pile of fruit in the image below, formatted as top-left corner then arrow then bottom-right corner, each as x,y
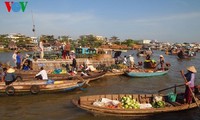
120,96 -> 140,109
151,96 -> 166,108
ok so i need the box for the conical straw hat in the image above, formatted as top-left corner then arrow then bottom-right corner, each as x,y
7,68 -> 15,73
187,66 -> 197,73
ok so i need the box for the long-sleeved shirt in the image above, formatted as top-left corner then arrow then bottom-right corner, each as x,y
5,73 -> 16,82
36,70 -> 48,80
187,73 -> 195,87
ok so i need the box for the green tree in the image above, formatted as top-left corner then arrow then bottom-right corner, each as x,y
110,36 -> 119,43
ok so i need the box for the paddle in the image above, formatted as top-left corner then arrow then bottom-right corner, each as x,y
180,70 -> 200,109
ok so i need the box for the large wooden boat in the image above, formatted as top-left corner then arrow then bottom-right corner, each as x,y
0,79 -> 86,96
125,69 -> 168,77
15,71 -> 106,82
72,93 -> 200,116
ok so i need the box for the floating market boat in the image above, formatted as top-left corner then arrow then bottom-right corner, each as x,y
104,69 -> 125,76
15,71 -> 106,82
0,79 -> 86,96
136,49 -> 152,57
177,50 -> 196,59
72,92 -> 200,116
125,69 -> 169,77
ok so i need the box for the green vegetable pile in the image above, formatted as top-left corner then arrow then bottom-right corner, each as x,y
120,96 -> 140,109
151,100 -> 165,108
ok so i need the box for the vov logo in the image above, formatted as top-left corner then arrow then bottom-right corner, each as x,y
5,1 -> 28,12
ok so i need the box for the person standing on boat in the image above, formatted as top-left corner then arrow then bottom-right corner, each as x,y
71,57 -> 77,71
62,42 -> 67,59
123,56 -> 127,65
184,66 -> 197,104
39,40 -> 44,59
35,67 -> 48,80
12,50 -> 17,67
128,55 -> 134,68
4,67 -> 16,85
159,55 -> 165,70
16,51 -> 22,70
65,41 -> 71,59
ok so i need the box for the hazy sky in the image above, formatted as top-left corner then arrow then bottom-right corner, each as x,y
0,0 -> 200,42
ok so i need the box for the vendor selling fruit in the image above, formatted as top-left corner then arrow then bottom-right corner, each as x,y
184,66 -> 197,104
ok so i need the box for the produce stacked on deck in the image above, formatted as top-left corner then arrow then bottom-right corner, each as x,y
48,69 -> 67,74
92,96 -> 155,109
151,96 -> 166,108
93,98 -> 121,108
120,96 -> 140,109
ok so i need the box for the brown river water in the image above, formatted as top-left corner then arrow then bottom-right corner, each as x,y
0,50 -> 200,120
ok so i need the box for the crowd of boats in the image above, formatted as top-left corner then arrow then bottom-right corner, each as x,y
0,47 -> 199,117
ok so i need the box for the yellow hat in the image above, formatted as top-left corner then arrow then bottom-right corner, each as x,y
187,66 -> 197,73
7,68 -> 15,73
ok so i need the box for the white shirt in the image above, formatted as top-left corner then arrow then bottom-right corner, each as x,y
12,53 -> 17,62
129,56 -> 134,62
123,57 -> 127,64
36,70 -> 48,80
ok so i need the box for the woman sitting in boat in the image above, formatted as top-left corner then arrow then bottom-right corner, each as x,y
184,66 -> 197,104
143,54 -> 156,69
4,67 -> 16,85
21,61 -> 31,71
35,67 -> 48,80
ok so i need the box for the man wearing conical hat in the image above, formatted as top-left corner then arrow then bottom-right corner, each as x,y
184,66 -> 197,104
4,67 -> 16,85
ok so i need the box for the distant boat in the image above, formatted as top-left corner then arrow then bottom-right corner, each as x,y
136,49 -> 152,57
177,50 -> 196,59
125,70 -> 168,77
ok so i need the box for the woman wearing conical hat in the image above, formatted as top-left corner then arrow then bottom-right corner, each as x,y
4,67 -> 16,85
159,55 -> 165,70
184,66 -> 197,104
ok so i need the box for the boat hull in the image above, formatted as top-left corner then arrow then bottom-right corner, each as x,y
72,93 -> 200,117
0,80 -> 85,96
125,70 -> 168,77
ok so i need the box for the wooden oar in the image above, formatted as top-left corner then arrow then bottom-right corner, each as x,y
180,70 -> 200,109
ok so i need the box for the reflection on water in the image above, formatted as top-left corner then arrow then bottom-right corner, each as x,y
0,51 -> 200,120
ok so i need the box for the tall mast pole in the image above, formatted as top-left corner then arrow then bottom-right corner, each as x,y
31,10 -> 36,39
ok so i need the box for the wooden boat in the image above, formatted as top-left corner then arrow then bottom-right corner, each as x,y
72,93 -> 200,116
177,50 -> 196,59
125,69 -> 168,77
15,71 -> 106,82
177,55 -> 195,60
105,69 -> 125,76
136,49 -> 152,57
0,79 -> 86,96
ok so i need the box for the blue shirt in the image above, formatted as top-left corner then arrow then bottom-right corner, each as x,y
16,55 -> 21,63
